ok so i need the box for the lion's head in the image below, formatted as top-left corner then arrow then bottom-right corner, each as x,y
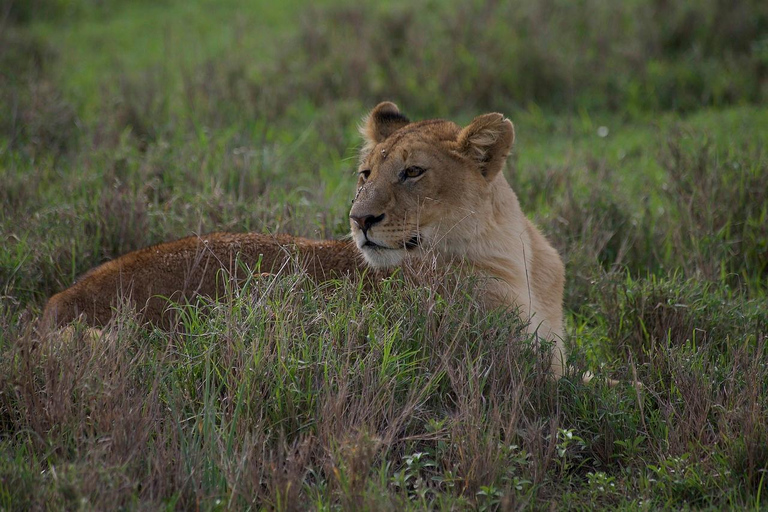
349,102 -> 515,268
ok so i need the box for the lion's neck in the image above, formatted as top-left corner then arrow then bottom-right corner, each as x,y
461,175 -> 533,304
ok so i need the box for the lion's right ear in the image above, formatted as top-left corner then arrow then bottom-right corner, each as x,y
360,102 -> 410,148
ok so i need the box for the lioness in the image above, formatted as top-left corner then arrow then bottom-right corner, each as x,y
42,102 -> 568,378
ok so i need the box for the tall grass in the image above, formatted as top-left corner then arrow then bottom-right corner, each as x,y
3,269 -> 767,508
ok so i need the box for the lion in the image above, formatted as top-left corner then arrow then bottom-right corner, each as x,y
42,102 -> 569,378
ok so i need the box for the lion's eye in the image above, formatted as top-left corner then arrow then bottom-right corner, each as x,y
359,169 -> 371,181
401,166 -> 426,181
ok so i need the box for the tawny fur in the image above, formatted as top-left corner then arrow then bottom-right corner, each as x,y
350,103 -> 566,376
43,102 -> 568,378
43,233 -> 363,329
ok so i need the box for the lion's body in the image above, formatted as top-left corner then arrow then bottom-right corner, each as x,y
43,102 -> 569,377
42,233 -> 363,328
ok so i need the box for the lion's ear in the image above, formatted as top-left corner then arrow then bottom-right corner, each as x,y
457,113 -> 515,180
361,102 -> 411,147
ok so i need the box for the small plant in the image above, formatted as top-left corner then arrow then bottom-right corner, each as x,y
587,471 -> 617,495
614,435 -> 646,459
476,485 -> 503,511
391,452 -> 438,501
646,455 -> 715,507
500,444 -> 532,493
555,428 -> 587,477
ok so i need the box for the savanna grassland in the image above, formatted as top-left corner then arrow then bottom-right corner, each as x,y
1,0 -> 767,509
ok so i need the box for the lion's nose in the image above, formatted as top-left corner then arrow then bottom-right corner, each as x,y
350,213 -> 385,232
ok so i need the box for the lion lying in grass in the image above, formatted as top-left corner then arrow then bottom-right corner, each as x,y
43,102 -> 569,378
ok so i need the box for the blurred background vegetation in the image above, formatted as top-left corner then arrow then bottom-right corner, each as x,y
5,0 -> 768,118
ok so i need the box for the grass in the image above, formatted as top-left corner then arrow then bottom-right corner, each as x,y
1,0 -> 768,509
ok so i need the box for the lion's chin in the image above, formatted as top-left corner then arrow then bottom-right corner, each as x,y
352,230 -> 422,269
358,245 -> 407,269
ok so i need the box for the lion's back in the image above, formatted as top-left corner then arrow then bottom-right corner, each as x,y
42,232 -> 361,328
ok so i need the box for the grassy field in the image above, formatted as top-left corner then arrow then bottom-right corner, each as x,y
1,0 -> 767,509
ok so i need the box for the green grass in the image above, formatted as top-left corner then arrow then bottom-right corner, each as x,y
1,0 -> 767,509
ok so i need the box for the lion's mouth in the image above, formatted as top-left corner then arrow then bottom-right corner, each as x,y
404,235 -> 420,250
361,235 -> 420,251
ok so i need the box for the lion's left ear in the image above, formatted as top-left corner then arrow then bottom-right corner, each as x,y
361,102 -> 411,148
457,113 -> 515,180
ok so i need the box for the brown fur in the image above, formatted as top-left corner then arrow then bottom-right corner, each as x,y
43,103 -> 572,379
43,233 -> 363,328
